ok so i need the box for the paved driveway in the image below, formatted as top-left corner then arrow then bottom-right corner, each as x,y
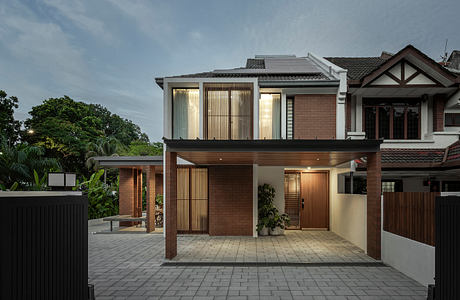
88,226 -> 427,299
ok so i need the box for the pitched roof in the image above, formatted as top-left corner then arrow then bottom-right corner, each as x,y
356,140 -> 460,169
324,57 -> 388,80
447,50 -> 460,70
155,55 -> 336,88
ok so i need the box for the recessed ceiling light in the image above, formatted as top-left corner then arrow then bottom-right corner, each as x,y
316,158 -> 320,161
219,158 -> 223,161
307,167 -> 311,170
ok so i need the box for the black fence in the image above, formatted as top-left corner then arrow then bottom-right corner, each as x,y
0,193 -> 88,300
435,195 -> 460,299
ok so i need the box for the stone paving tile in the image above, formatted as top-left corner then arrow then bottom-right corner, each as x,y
88,226 -> 426,299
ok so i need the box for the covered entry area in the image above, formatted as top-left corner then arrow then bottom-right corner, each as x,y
163,139 -> 382,260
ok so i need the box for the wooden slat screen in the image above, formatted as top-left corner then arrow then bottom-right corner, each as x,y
383,192 -> 437,246
177,168 -> 189,231
284,172 -> 300,227
191,168 -> 208,231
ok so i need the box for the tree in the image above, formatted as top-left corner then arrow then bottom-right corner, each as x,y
23,96 -> 149,176
0,90 -> 21,145
120,141 -> 163,156
85,137 -> 120,171
0,136 -> 61,188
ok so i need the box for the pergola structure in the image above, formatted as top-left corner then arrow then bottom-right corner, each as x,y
92,156 -> 163,232
163,139 -> 382,260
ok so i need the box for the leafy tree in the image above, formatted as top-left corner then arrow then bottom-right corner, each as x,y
0,90 -> 21,145
0,136 -> 61,188
85,137 -> 120,171
23,96 -> 149,176
79,169 -> 119,219
120,141 -> 163,156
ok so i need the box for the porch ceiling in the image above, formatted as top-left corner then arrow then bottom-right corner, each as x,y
164,139 -> 382,166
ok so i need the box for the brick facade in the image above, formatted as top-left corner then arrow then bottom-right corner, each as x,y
366,152 -> 381,260
208,166 -> 253,236
119,168 -> 135,226
155,174 -> 163,196
293,94 -> 336,139
146,166 -> 156,233
433,94 -> 446,132
165,152 -> 177,259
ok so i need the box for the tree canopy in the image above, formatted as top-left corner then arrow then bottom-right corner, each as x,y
0,90 -> 21,145
23,95 -> 150,176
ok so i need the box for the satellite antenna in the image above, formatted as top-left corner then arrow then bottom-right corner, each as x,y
441,39 -> 448,64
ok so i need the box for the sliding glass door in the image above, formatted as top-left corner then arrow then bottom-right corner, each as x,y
259,93 -> 281,139
172,88 -> 199,139
206,84 -> 253,140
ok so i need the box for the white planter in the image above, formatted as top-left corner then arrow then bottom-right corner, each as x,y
269,227 -> 284,236
259,227 -> 269,236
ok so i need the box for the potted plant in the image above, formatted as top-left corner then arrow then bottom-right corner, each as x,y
257,183 -> 276,236
268,213 -> 290,236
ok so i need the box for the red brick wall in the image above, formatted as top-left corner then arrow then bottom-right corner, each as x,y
119,168 -> 134,226
433,94 -> 446,132
155,174 -> 163,196
293,94 -> 336,139
367,152 -> 381,260
208,166 -> 253,236
165,152 -> 177,259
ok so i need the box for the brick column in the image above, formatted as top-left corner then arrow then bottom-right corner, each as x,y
367,152 -> 381,260
433,94 -> 446,132
119,168 -> 135,226
146,166 -> 156,233
137,169 -> 143,219
165,152 -> 177,259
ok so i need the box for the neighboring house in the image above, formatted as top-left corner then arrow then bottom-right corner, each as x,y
155,45 -> 460,260
326,45 -> 460,193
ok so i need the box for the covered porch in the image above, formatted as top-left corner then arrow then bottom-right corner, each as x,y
163,139 -> 383,261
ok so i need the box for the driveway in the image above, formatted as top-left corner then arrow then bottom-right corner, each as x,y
89,224 -> 427,299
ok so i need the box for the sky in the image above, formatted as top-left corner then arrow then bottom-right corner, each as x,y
1,0 -> 459,142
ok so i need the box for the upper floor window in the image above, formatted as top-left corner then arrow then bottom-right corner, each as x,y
259,93 -> 281,139
364,99 -> 420,140
445,113 -> 460,126
173,88 -> 199,139
205,83 -> 253,140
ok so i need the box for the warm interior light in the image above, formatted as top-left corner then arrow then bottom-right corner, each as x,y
307,167 -> 311,170
259,94 -> 273,139
27,129 -> 34,134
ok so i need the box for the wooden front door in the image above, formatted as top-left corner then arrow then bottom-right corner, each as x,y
300,172 -> 329,229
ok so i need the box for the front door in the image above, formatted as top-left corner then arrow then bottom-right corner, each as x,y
300,172 -> 329,229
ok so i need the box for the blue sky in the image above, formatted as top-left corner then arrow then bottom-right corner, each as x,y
1,0 -> 459,141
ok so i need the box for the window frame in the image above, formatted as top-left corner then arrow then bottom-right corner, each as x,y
259,93 -> 282,140
171,87 -> 200,139
445,113 -> 460,127
204,86 -> 254,140
362,98 -> 421,140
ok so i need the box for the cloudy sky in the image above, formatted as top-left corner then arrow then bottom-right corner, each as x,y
1,0 -> 459,141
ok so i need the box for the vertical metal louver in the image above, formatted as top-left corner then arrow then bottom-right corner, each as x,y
286,98 -> 294,139
0,194 -> 88,300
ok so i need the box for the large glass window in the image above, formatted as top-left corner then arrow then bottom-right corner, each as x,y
206,85 -> 252,139
445,113 -> 460,126
173,89 -> 199,139
259,93 -> 281,139
364,99 -> 420,140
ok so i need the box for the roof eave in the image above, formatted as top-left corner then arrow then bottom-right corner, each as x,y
258,80 -> 339,87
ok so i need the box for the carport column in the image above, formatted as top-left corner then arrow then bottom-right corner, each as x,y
165,151 -> 177,259
137,169 -> 143,219
366,151 -> 381,260
119,168 -> 135,226
146,166 -> 156,233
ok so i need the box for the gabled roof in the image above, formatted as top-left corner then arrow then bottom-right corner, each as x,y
155,55 -> 337,88
326,45 -> 459,87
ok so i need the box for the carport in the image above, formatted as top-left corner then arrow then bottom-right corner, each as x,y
92,156 -> 163,232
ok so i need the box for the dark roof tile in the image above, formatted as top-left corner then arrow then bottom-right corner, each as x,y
246,59 -> 265,69
325,57 -> 388,80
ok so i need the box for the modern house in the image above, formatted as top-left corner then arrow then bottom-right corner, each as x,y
155,45 -> 460,260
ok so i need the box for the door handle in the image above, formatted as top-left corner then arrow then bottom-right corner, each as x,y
301,198 -> 304,209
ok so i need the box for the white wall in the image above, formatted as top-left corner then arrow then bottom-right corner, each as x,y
381,231 -> 435,286
329,168 -> 367,252
257,166 -> 285,213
